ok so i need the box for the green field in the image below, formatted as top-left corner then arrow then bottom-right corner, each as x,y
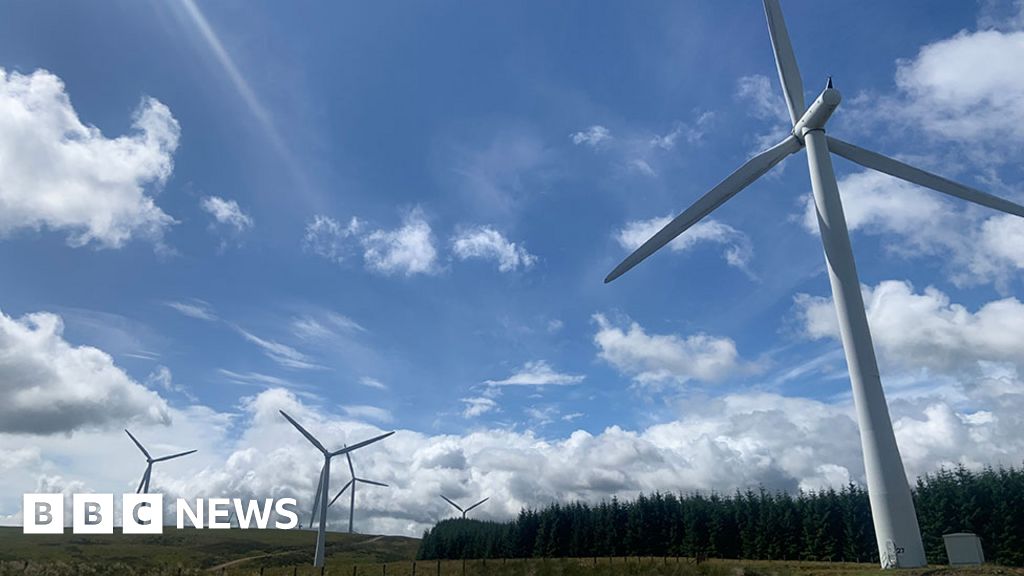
1,528 -> 1021,576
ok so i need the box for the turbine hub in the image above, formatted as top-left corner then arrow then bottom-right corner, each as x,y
792,86 -> 841,140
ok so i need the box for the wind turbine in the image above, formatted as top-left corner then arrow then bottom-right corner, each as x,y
279,410 -> 394,568
125,429 -> 197,494
604,1 -> 1024,569
440,495 -> 488,519
327,446 -> 389,533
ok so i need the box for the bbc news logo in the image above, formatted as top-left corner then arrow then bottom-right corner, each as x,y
23,494 -> 299,534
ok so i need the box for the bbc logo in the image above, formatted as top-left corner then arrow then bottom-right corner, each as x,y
23,494 -> 163,534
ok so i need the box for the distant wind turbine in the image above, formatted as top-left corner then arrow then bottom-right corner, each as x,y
124,429 -> 197,494
327,446 -> 389,533
279,410 -> 394,568
441,495 -> 488,519
604,0 -> 1024,569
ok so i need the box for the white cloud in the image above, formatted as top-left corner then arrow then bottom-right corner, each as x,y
342,405 -> 393,424
303,214 -> 362,264
570,125 -> 612,147
451,226 -> 537,272
649,113 -> 714,150
802,169 -> 1024,289
627,158 -> 656,177
593,313 -> 744,386
0,68 -> 179,248
461,397 -> 498,418
484,360 -> 585,387
164,299 -> 217,321
795,280 -> 1024,374
200,196 -> 253,232
616,216 -> 753,271
3,374 -> 1024,536
735,74 -> 791,152
217,369 -> 303,390
358,377 -> 388,391
894,29 -> 1024,144
0,309 -> 170,434
146,365 -> 195,402
235,328 -> 322,370
291,313 -> 365,342
361,209 -> 439,276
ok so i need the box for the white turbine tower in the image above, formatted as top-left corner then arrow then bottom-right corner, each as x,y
440,495 -> 488,519
605,1 -> 1024,569
327,446 -> 389,533
280,410 -> 394,568
125,429 -> 197,494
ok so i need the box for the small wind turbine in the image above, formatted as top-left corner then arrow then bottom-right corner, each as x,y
124,429 -> 197,494
605,0 -> 1024,569
279,410 -> 394,568
327,446 -> 389,533
440,495 -> 488,519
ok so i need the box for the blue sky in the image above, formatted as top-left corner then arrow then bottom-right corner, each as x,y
2,1 -> 1024,535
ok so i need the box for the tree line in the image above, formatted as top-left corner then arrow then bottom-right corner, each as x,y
417,464 -> 1024,566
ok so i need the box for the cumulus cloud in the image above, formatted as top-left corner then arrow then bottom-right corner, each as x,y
303,214 -> 362,264
0,309 -> 170,434
616,215 -> 754,272
894,29 -> 1024,145
0,68 -> 179,248
795,280 -> 1024,374
570,125 -> 612,147
3,374 -> 1024,536
802,169 -> 1024,289
451,226 -> 537,272
592,313 -> 744,386
484,360 -> 585,387
361,209 -> 439,276
200,196 -> 253,232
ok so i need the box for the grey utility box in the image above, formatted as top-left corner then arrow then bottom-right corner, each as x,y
943,533 -> 984,565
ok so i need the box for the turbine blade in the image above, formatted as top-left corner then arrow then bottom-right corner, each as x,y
827,136 -> 1024,219
142,466 -> 152,494
763,0 -> 805,125
440,495 -> 463,513
125,429 -> 151,460
153,449 -> 198,462
346,448 -> 355,477
330,431 -> 395,456
279,410 -> 327,454
605,135 -> 801,283
309,466 -> 325,528
464,497 -> 489,513
358,479 -> 388,488
329,479 -> 354,507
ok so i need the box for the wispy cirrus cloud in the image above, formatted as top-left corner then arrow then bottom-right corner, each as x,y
163,299 -> 217,321
234,327 -> 323,370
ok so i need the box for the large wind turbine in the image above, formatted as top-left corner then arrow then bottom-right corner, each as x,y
440,495 -> 488,519
605,1 -> 1024,569
125,429 -> 197,494
280,410 -> 394,567
327,446 -> 389,533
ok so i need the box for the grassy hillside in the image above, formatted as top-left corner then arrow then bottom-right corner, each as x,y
2,529 -> 1022,576
0,526 -> 418,573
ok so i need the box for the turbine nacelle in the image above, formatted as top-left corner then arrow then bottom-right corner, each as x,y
792,85 -> 841,140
